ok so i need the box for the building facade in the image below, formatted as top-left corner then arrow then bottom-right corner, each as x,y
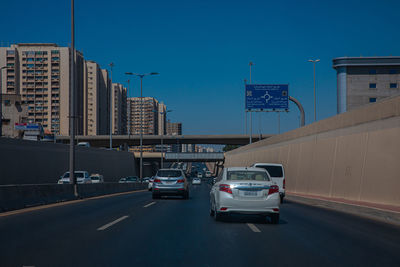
166,121 -> 182,152
112,83 -> 127,135
333,57 -> 400,113
158,102 -> 166,135
1,94 -> 28,138
127,97 -> 159,135
0,43 -> 85,135
83,60 -> 109,135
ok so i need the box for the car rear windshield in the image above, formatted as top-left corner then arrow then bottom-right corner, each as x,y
63,172 -> 84,178
227,171 -> 269,181
157,170 -> 182,177
257,166 -> 283,177
91,176 -> 99,180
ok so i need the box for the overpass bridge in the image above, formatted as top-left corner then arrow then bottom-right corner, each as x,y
136,152 -> 224,163
56,134 -> 273,147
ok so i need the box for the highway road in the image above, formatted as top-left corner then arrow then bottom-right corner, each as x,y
1,182 -> 400,267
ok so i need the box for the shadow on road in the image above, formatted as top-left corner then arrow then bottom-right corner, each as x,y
214,214 -> 288,225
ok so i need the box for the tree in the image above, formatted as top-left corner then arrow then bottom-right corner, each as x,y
222,144 -> 241,152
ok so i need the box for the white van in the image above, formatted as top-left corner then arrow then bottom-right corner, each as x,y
251,163 -> 285,203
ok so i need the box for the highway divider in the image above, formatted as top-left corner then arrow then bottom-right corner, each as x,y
0,183 -> 147,212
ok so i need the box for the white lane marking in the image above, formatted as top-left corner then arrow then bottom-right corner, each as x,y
247,223 -> 261,232
97,216 -> 129,231
143,201 -> 156,208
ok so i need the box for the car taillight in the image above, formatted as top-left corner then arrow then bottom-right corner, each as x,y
154,178 -> 161,183
219,184 -> 232,194
268,185 -> 279,195
177,179 -> 184,183
283,179 -> 285,189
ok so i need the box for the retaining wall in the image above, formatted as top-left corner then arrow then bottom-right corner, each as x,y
0,138 -> 137,185
225,95 -> 400,207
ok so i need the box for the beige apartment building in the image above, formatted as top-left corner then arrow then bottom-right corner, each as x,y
112,83 -> 127,135
0,43 -> 84,136
83,60 -> 109,135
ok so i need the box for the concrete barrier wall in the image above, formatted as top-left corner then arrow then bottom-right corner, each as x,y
0,183 -> 147,212
0,138 -> 137,185
225,95 -> 400,207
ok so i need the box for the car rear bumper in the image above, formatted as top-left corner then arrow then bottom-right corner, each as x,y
217,194 -> 280,214
219,208 -> 279,216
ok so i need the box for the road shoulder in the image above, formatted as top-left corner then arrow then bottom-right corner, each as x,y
286,193 -> 400,226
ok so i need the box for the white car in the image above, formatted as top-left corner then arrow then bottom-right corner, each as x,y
77,142 -> 90,147
58,171 -> 92,184
90,174 -> 104,183
192,178 -> 201,185
251,163 -> 285,203
205,171 -> 212,178
210,167 -> 280,224
197,173 -> 203,178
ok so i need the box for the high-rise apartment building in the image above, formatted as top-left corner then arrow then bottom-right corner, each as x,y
127,97 -> 159,135
112,83 -> 127,134
83,60 -> 109,135
0,43 -> 84,135
333,57 -> 400,113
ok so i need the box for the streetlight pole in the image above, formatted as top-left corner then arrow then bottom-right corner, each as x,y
109,62 -> 114,149
308,59 -> 320,122
249,62 -> 254,144
127,79 -> 131,138
158,109 -> 172,169
0,66 -> 8,137
69,0 -> 77,197
244,78 -> 247,136
125,72 -> 159,180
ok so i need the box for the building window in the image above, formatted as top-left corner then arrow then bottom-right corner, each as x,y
369,69 -> 376,74
369,83 -> 376,89
390,83 -> 397,88
369,97 -> 377,103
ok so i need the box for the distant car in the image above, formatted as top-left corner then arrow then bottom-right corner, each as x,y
90,173 -> 104,183
123,176 -> 138,183
197,173 -> 203,178
118,177 -> 127,183
251,163 -> 285,203
205,171 -> 212,178
142,177 -> 150,183
152,169 -> 189,199
192,178 -> 201,185
77,142 -> 90,148
58,171 -> 92,184
209,167 -> 280,223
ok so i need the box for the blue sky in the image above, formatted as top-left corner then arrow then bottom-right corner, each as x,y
2,0 -> 400,134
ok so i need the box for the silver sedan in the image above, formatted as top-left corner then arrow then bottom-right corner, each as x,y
209,167 -> 280,223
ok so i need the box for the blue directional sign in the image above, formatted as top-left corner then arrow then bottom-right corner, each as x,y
245,84 -> 289,111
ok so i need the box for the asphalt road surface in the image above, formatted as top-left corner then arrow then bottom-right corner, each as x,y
1,182 -> 399,267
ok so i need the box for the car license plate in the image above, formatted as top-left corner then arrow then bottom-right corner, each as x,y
243,191 -> 258,196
